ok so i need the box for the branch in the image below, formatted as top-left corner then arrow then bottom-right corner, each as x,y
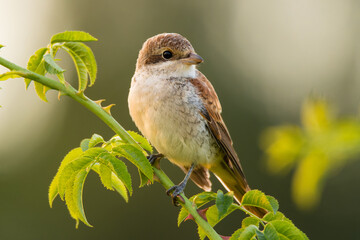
0,56 -> 222,240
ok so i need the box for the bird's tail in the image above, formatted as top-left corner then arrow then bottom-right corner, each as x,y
210,161 -> 268,218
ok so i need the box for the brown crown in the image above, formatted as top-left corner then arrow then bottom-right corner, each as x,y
136,33 -> 195,69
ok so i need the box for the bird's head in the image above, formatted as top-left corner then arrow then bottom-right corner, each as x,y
135,33 -> 203,77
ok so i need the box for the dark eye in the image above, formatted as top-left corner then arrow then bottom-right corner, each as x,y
162,51 -> 173,59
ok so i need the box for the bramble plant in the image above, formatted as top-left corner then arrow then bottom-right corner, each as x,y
0,31 -> 308,240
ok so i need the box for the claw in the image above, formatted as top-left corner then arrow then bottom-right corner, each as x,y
147,153 -> 164,165
166,182 -> 187,206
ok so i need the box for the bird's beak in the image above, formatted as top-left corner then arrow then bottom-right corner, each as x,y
182,53 -> 203,65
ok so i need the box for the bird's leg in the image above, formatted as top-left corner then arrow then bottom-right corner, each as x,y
166,163 -> 195,206
147,153 -> 164,166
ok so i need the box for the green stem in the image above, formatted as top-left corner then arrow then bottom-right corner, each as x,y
0,56 -> 222,240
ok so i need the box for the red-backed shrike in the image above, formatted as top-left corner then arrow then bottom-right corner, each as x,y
128,33 -> 266,217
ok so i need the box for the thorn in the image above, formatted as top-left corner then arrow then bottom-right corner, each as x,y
58,91 -> 67,100
184,208 -> 208,222
94,99 -> 105,106
102,104 -> 115,115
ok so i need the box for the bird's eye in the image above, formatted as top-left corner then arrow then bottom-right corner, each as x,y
162,51 -> 173,59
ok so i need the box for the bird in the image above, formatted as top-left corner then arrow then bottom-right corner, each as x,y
128,33 -> 267,217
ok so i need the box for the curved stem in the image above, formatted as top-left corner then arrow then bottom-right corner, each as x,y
0,56 -> 222,240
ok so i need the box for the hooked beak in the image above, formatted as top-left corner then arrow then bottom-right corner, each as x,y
181,53 -> 203,65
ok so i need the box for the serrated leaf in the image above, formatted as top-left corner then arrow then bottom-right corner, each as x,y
193,191 -> 217,207
178,192 -> 217,227
64,42 -> 97,86
138,168 -> 150,188
269,220 -> 305,240
58,156 -> 94,197
64,169 -> 92,227
0,71 -> 23,81
241,190 -> 274,213
88,133 -> 104,148
198,205 -> 237,240
99,151 -> 132,195
127,131 -> 153,153
238,225 -> 258,240
43,53 -> 64,74
264,223 -> 280,240
91,164 -> 128,202
25,47 -> 48,88
80,138 -> 90,151
216,190 -> 234,219
230,228 -> 245,240
177,207 -> 189,226
113,144 -> 153,181
99,163 -> 113,190
34,81 -> 48,102
49,148 -> 83,207
242,217 -> 260,228
32,60 -> 48,102
256,229 -> 267,240
72,168 -> 92,227
266,195 -> 279,214
263,212 -> 286,222
62,44 -> 88,92
111,171 -> 129,202
51,31 -> 97,43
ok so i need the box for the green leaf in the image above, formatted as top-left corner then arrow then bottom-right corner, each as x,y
99,163 -> 113,190
127,131 -> 153,153
99,151 -> 132,195
88,134 -> 104,148
0,44 -> 4,49
111,171 -> 129,202
216,190 -> 234,219
177,207 -> 189,227
62,44 -> 88,92
80,138 -> 90,151
73,169 -> 92,227
64,169 -> 92,227
62,42 -> 97,87
263,211 -> 286,222
199,204 -> 237,240
269,220 -> 305,240
256,230 -> 267,240
138,168 -> 150,188
25,48 -> 49,101
58,156 -> 94,198
91,164 -> 129,202
0,71 -> 23,81
32,60 -> 48,102
266,195 -> 279,214
242,216 -> 260,228
264,222 -> 280,240
193,191 -> 217,207
238,225 -> 258,240
178,192 -> 217,227
241,190 -> 275,213
49,148 -> 83,207
43,53 -> 64,74
26,47 -> 47,88
113,143 -> 153,181
230,228 -> 245,240
51,31 -> 97,43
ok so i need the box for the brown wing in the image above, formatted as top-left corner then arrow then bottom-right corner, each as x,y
189,71 -> 248,185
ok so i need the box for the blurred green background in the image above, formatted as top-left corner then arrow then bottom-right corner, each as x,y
1,0 -> 360,239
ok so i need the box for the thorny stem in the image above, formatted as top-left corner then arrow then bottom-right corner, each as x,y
0,56 -> 222,240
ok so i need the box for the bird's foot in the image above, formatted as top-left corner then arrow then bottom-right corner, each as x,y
166,182 -> 186,206
147,153 -> 163,169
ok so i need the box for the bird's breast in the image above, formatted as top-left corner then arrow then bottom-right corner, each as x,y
128,74 -> 221,167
